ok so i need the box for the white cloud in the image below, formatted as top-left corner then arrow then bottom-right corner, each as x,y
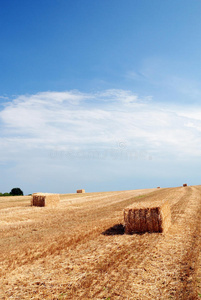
0,89 -> 201,163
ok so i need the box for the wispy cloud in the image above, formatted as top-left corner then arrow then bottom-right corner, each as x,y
0,89 -> 201,163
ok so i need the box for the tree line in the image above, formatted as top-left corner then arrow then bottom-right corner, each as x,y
0,188 -> 24,197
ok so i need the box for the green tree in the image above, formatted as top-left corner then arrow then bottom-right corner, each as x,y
10,188 -> 23,196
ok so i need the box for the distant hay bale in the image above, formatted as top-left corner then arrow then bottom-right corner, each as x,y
183,183 -> 187,187
77,189 -> 85,193
124,200 -> 171,234
157,187 -> 160,189
32,193 -> 60,207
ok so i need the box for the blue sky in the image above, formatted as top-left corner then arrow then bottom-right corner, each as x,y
1,0 -> 201,194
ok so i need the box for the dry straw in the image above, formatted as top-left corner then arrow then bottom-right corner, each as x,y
124,199 -> 171,234
31,193 -> 60,207
77,189 -> 85,193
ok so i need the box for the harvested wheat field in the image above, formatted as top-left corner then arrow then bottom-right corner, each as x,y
0,186 -> 201,299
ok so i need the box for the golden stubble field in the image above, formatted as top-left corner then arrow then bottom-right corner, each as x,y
0,186 -> 201,299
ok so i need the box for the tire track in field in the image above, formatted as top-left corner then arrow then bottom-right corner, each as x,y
174,186 -> 201,299
170,186 -> 193,224
193,186 -> 201,299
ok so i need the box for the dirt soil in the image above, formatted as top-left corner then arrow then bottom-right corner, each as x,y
0,186 -> 201,299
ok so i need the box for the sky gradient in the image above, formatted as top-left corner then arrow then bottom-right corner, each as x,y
1,0 -> 201,194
